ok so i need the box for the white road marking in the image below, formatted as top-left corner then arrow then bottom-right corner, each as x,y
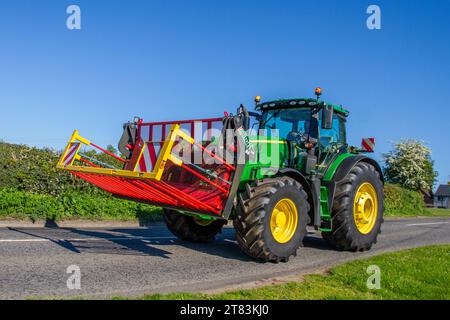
406,222 -> 449,227
0,236 -> 177,243
0,238 -> 49,243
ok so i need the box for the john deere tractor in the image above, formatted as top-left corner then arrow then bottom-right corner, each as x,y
58,88 -> 384,262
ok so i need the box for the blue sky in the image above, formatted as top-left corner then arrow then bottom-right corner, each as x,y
0,0 -> 449,187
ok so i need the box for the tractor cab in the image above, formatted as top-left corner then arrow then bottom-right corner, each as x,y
255,90 -> 350,177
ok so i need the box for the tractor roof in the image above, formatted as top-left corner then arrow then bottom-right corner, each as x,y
257,98 -> 350,116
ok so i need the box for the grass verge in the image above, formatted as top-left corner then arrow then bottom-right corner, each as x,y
117,245 -> 450,300
384,207 -> 450,218
423,208 -> 450,217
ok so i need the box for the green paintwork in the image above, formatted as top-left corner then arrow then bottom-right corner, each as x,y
238,136 -> 289,190
323,153 -> 354,181
319,186 -> 332,232
237,139 -> 355,227
319,153 -> 359,231
319,186 -> 331,219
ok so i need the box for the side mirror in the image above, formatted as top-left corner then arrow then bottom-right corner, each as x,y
321,105 -> 334,129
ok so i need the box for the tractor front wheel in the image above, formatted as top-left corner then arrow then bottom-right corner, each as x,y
234,177 -> 310,263
163,209 -> 225,242
322,162 -> 384,251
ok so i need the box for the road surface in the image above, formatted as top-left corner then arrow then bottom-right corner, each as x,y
0,217 -> 448,299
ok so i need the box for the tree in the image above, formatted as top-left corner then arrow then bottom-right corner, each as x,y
383,139 -> 437,191
106,144 -> 118,155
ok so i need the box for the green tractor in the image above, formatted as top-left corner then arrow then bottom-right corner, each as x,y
58,88 -> 384,262
230,89 -> 383,262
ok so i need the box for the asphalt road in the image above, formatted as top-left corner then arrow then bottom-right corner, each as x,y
0,217 -> 449,299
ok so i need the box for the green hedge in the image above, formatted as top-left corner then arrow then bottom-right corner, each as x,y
0,188 -> 162,221
0,142 -> 164,222
0,184 -> 427,221
0,141 -> 122,196
0,141 -> 429,221
0,185 -> 429,221
383,183 -> 426,216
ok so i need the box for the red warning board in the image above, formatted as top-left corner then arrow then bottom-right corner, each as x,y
361,138 -> 375,152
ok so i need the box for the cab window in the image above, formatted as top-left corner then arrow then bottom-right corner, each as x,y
260,108 -> 313,138
319,111 -> 346,147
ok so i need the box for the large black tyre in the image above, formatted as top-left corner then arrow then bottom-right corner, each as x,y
163,209 -> 225,242
233,177 -> 310,263
322,162 -> 384,251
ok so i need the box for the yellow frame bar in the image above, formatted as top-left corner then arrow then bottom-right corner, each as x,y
57,124 -> 192,181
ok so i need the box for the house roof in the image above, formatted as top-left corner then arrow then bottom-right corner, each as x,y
435,185 -> 450,197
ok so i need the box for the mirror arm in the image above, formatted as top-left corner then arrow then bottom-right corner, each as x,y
248,111 -> 261,121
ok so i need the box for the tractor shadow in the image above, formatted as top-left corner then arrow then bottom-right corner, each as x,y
302,233 -> 334,251
61,226 -> 251,262
7,222 -> 173,259
8,220 -> 333,261
6,221 -> 253,262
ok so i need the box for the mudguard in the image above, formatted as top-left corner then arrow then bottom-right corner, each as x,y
322,155 -> 384,216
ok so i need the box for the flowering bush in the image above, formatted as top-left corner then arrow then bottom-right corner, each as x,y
383,139 -> 437,191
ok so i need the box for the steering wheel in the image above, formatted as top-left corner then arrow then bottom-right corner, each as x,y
286,131 -> 308,145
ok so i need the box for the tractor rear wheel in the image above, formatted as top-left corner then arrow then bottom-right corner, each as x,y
322,162 -> 384,251
163,209 -> 225,242
234,177 -> 310,263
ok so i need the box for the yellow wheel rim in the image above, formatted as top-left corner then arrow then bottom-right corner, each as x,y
193,216 -> 213,226
270,198 -> 298,243
353,182 -> 378,234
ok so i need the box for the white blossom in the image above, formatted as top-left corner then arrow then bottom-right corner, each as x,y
383,139 -> 436,190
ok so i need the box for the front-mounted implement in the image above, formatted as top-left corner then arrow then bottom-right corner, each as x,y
57,117 -> 240,219
58,88 -> 384,262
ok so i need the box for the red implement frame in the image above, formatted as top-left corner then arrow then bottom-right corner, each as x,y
57,117 -> 236,217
